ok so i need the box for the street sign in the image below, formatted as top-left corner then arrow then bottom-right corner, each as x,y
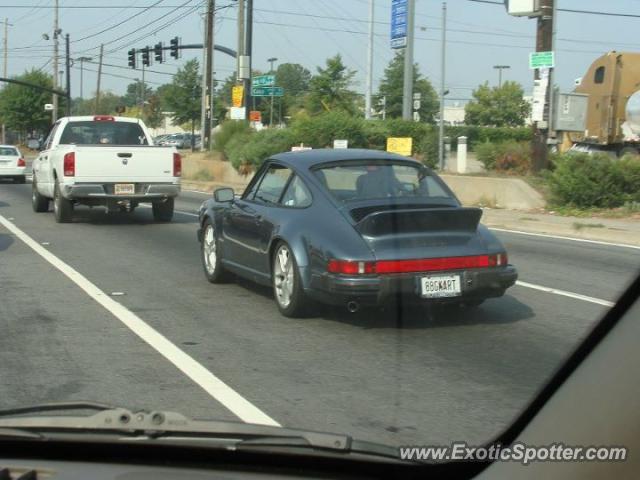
413,100 -> 421,110
413,92 -> 421,100
387,137 -> 412,156
291,144 -> 312,152
333,139 -> 348,149
413,111 -> 420,122
231,85 -> 244,107
252,74 -> 275,87
529,51 -> 554,69
230,107 -> 246,120
44,103 -> 54,111
390,0 -> 408,49
249,110 -> 262,122
251,86 -> 284,97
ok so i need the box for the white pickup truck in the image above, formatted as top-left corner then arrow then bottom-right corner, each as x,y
31,115 -> 181,223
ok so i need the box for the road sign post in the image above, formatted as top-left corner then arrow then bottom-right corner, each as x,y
390,0 -> 408,49
529,51 -> 554,70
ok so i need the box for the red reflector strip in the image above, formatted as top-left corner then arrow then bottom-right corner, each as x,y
93,115 -> 115,121
375,255 -> 491,274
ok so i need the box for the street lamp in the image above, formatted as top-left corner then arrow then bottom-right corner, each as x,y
267,57 -> 278,126
493,65 -> 510,88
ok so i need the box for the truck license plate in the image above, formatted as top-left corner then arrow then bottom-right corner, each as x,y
114,183 -> 135,195
420,274 -> 461,298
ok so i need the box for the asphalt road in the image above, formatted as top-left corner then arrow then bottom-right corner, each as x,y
1,180 -> 639,448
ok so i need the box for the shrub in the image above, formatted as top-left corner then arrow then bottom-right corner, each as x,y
291,111 -> 366,148
227,128 -> 296,171
548,153 -> 640,208
213,120 -> 251,155
475,140 -> 531,173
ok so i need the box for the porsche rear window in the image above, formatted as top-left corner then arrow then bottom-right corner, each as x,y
314,162 -> 453,202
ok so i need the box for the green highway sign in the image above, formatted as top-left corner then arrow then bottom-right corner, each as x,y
251,86 -> 284,97
252,74 -> 275,87
529,51 -> 554,69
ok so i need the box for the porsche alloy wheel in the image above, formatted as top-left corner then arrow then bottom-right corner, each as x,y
201,219 -> 228,283
273,243 -> 307,318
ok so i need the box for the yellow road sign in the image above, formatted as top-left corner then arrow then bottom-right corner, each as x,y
386,137 -> 412,156
232,85 -> 244,108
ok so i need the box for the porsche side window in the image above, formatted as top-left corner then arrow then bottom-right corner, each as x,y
280,175 -> 312,208
253,164 -> 292,205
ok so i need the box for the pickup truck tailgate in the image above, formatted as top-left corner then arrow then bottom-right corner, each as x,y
73,146 -> 175,182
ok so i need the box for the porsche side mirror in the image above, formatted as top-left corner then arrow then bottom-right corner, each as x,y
214,187 -> 234,203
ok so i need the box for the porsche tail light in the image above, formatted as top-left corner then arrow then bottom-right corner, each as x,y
17,158 -> 26,167
63,152 -> 75,176
173,152 -> 182,177
328,254 -> 508,275
327,259 -> 376,275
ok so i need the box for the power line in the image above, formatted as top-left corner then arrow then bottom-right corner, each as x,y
466,0 -> 640,19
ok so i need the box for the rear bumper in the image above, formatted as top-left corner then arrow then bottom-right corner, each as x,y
0,167 -> 26,177
62,182 -> 180,200
307,265 -> 518,306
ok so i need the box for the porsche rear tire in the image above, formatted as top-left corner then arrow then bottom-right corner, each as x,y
272,242 -> 308,318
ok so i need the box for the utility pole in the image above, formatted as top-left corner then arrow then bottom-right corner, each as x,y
237,0 -> 245,79
77,56 -> 92,100
493,65 -> 510,88
364,0 -> 374,120
52,0 -> 59,123
65,33 -> 70,116
94,44 -> 103,114
438,2 -> 447,170
401,0 -> 415,120
268,56 -> 277,126
203,0 -> 214,149
245,0 -> 253,121
2,18 -> 11,143
532,0 -> 554,171
200,5 -> 207,151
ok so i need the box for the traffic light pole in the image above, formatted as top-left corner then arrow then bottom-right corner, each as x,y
203,0 -> 214,149
244,0 -> 253,121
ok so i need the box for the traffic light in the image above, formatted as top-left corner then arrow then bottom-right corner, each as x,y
141,47 -> 150,67
169,36 -> 180,59
127,48 -> 136,69
154,42 -> 163,63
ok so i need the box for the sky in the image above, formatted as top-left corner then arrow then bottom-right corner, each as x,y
1,0 -> 639,106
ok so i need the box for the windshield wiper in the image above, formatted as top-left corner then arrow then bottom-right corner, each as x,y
0,405 -> 407,463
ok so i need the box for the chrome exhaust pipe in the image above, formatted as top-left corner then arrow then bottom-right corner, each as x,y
347,301 -> 360,313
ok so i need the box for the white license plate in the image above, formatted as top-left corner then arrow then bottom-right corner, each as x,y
114,183 -> 135,195
420,274 -> 462,298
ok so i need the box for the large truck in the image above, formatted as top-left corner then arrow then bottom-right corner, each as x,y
560,51 -> 640,156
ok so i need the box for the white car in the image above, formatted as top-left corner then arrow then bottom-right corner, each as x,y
0,145 -> 27,183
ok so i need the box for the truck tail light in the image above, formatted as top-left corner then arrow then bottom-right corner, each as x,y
63,152 -> 75,176
173,152 -> 182,177
17,158 -> 26,167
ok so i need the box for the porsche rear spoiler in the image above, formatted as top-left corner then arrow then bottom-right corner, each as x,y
355,207 -> 483,237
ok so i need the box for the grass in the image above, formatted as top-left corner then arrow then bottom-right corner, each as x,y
572,222 -> 606,231
190,169 -> 215,181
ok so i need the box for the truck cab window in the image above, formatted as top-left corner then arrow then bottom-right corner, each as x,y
594,66 -> 605,84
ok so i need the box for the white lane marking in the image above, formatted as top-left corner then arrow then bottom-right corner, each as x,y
490,227 -> 640,251
515,280 -> 614,308
0,214 -> 280,427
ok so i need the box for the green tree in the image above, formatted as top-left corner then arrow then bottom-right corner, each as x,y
74,91 -> 124,115
306,54 -> 358,115
122,80 -> 154,108
143,94 -> 164,128
376,51 -> 439,122
163,59 -> 202,127
464,81 -> 531,127
275,63 -> 311,122
0,69 -> 57,134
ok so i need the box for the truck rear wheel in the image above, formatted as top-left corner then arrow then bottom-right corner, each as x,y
152,197 -> 174,222
53,182 -> 74,223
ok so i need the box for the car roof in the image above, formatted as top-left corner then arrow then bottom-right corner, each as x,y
270,148 -> 422,169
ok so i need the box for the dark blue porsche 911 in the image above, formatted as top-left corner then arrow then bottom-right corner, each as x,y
197,149 -> 517,317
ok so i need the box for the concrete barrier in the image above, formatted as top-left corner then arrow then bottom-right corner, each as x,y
440,174 -> 546,210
